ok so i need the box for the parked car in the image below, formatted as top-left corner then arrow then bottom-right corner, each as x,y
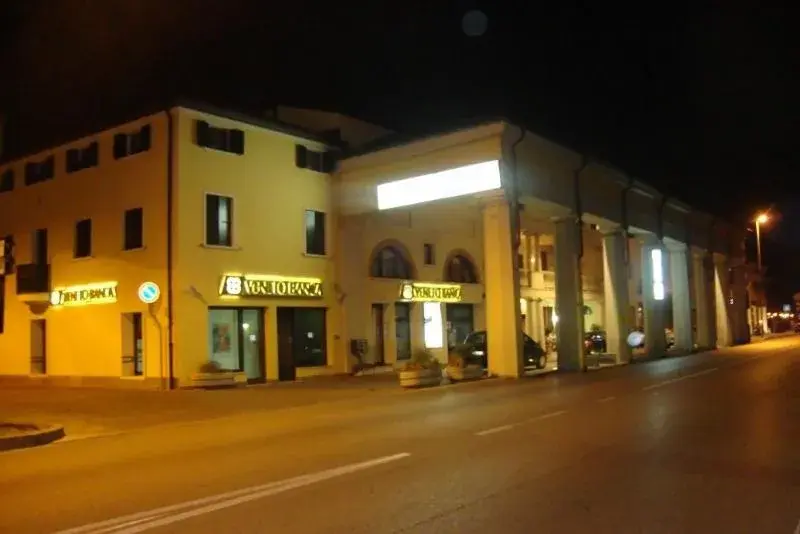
631,328 -> 676,349
584,330 -> 607,354
463,330 -> 548,369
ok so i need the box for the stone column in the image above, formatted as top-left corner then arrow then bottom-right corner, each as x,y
553,217 -> 585,371
532,299 -> 546,345
482,199 -> 523,377
691,248 -> 713,348
730,262 -> 750,344
602,229 -> 632,363
668,242 -> 693,351
532,233 -> 542,272
641,235 -> 667,357
713,253 -> 733,347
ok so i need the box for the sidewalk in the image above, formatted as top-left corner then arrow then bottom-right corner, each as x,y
0,374 -> 406,438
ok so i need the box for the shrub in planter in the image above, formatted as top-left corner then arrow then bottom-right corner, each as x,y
197,360 -> 223,374
190,360 -> 237,388
397,349 -> 442,388
446,344 -> 484,381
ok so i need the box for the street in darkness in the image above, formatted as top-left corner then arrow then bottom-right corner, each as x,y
1,337 -> 799,533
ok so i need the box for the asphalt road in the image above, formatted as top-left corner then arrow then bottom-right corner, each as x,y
1,337 -> 799,533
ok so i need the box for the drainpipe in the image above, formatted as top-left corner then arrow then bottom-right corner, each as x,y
508,125 -> 526,257
165,109 -> 175,390
573,156 -> 589,260
621,177 -> 634,266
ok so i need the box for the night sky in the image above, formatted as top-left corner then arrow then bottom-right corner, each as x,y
1,1 -> 798,303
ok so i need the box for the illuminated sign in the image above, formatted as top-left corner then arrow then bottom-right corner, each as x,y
50,282 -> 118,307
377,160 -> 501,210
651,248 -> 665,301
219,274 -> 323,299
399,282 -> 462,303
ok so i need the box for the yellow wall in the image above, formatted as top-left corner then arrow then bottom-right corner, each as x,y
338,200 -> 486,366
171,108 -> 343,383
0,113 -> 170,382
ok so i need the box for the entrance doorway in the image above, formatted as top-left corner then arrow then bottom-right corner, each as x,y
122,312 -> 144,376
30,319 -> 46,374
372,304 -> 385,365
395,302 -> 411,361
446,303 -> 474,349
277,307 -> 328,381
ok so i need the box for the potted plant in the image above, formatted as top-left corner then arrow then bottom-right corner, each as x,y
397,348 -> 442,388
190,360 -> 241,389
445,344 -> 484,382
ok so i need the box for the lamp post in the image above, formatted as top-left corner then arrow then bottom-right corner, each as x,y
755,213 -> 768,272
755,213 -> 769,334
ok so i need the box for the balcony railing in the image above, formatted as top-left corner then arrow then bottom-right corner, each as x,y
16,263 -> 51,295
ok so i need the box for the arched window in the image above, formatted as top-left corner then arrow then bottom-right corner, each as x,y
445,254 -> 478,283
370,246 -> 413,279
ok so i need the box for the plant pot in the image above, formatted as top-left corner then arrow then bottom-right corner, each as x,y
445,364 -> 484,382
397,367 -> 442,388
190,371 -> 238,389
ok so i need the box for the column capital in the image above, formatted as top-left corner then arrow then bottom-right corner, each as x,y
690,245 -> 708,259
600,226 -> 626,238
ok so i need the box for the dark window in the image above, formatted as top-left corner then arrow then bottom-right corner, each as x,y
540,250 -> 549,271
295,145 -> 334,172
304,210 -> 326,255
124,208 -> 144,250
0,169 -> 13,193
66,141 -> 99,173
32,229 -> 47,265
445,255 -> 478,283
424,243 -> 435,265
74,219 -> 92,258
370,246 -> 413,279
205,194 -> 233,246
114,124 -> 152,160
195,120 -> 245,155
24,156 -> 55,186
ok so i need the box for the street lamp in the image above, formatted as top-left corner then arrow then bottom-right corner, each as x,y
754,212 -> 770,335
755,213 -> 768,272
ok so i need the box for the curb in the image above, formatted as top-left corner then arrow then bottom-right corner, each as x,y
0,423 -> 66,452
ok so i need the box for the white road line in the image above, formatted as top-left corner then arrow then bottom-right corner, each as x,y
598,396 -> 616,403
531,410 -> 567,421
794,518 -> 800,534
54,453 -> 410,534
642,367 -> 718,391
475,424 -> 515,436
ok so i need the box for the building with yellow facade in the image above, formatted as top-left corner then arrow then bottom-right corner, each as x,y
0,102 -> 750,388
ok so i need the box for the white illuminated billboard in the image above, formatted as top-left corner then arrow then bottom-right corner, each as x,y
651,248 -> 665,301
376,160 -> 502,210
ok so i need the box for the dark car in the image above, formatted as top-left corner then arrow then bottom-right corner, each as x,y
463,330 -> 548,369
584,330 -> 607,354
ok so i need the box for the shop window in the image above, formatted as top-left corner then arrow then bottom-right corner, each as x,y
445,254 -> 478,283
423,243 -> 435,265
208,308 -> 264,380
370,245 -> 413,279
304,210 -> 326,255
124,208 -> 144,250
74,219 -> 92,258
292,308 -> 327,367
205,194 -> 233,247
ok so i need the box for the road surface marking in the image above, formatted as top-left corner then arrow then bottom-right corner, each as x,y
475,424 -> 515,436
598,396 -> 616,403
530,410 -> 567,421
642,367 -> 718,391
54,453 -> 411,534
794,518 -> 800,534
